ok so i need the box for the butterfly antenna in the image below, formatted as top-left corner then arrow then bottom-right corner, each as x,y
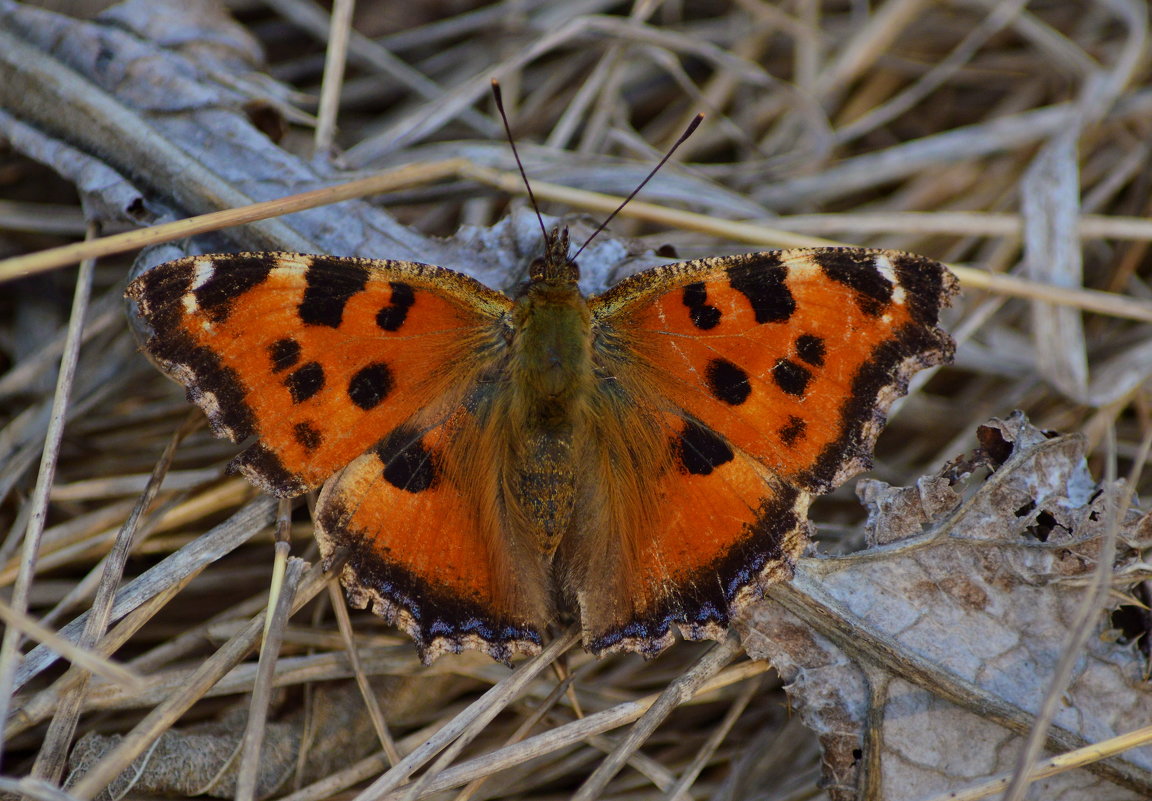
570,113 -> 704,263
491,79 -> 550,247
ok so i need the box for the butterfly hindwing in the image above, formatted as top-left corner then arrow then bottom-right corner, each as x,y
562,406 -> 811,656
127,252 -> 513,495
316,413 -> 551,664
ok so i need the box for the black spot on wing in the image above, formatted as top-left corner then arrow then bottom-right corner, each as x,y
298,260 -> 370,327
269,338 -> 301,373
673,420 -> 734,476
704,358 -> 751,405
285,361 -> 325,403
814,250 -> 892,317
795,334 -> 825,367
294,421 -> 322,451
348,362 -> 393,410
373,425 -> 439,492
682,282 -> 722,330
726,253 -> 795,324
377,282 -> 416,331
194,259 -> 274,324
779,415 -> 806,446
772,359 -> 812,397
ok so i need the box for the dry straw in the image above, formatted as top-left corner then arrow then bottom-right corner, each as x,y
1,2 -> 1151,800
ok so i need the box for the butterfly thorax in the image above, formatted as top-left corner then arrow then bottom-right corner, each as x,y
512,277 -> 591,419
505,265 -> 592,557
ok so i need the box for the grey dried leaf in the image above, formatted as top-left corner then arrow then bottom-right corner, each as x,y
857,474 -> 963,547
65,674 -> 472,800
742,411 -> 1152,801
67,709 -> 298,801
0,0 -> 445,263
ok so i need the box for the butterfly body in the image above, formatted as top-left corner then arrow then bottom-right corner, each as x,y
127,237 -> 957,663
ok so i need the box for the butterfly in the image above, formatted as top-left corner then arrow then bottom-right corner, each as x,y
126,228 -> 956,664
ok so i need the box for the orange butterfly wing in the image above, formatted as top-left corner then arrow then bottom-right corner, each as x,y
127,253 -> 511,495
560,404 -> 812,656
317,415 -> 551,663
573,248 -> 957,653
593,248 -> 957,492
128,253 -> 551,661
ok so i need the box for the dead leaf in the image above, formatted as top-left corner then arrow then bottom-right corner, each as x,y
742,412 -> 1152,800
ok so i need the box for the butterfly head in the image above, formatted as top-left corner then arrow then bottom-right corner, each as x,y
529,227 -> 579,284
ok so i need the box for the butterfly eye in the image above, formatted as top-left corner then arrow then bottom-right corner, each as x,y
527,255 -> 546,281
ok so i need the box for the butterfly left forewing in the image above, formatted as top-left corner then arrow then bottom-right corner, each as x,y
128,252 -> 513,495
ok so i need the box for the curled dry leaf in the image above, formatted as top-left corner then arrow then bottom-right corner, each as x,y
742,411 -> 1152,801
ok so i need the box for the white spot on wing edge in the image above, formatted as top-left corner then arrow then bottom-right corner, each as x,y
189,387 -> 235,439
182,258 -> 217,314
873,253 -> 897,284
873,253 -> 906,305
190,258 -> 217,290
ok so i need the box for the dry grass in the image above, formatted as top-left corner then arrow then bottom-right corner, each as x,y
1,1 -> 1151,800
